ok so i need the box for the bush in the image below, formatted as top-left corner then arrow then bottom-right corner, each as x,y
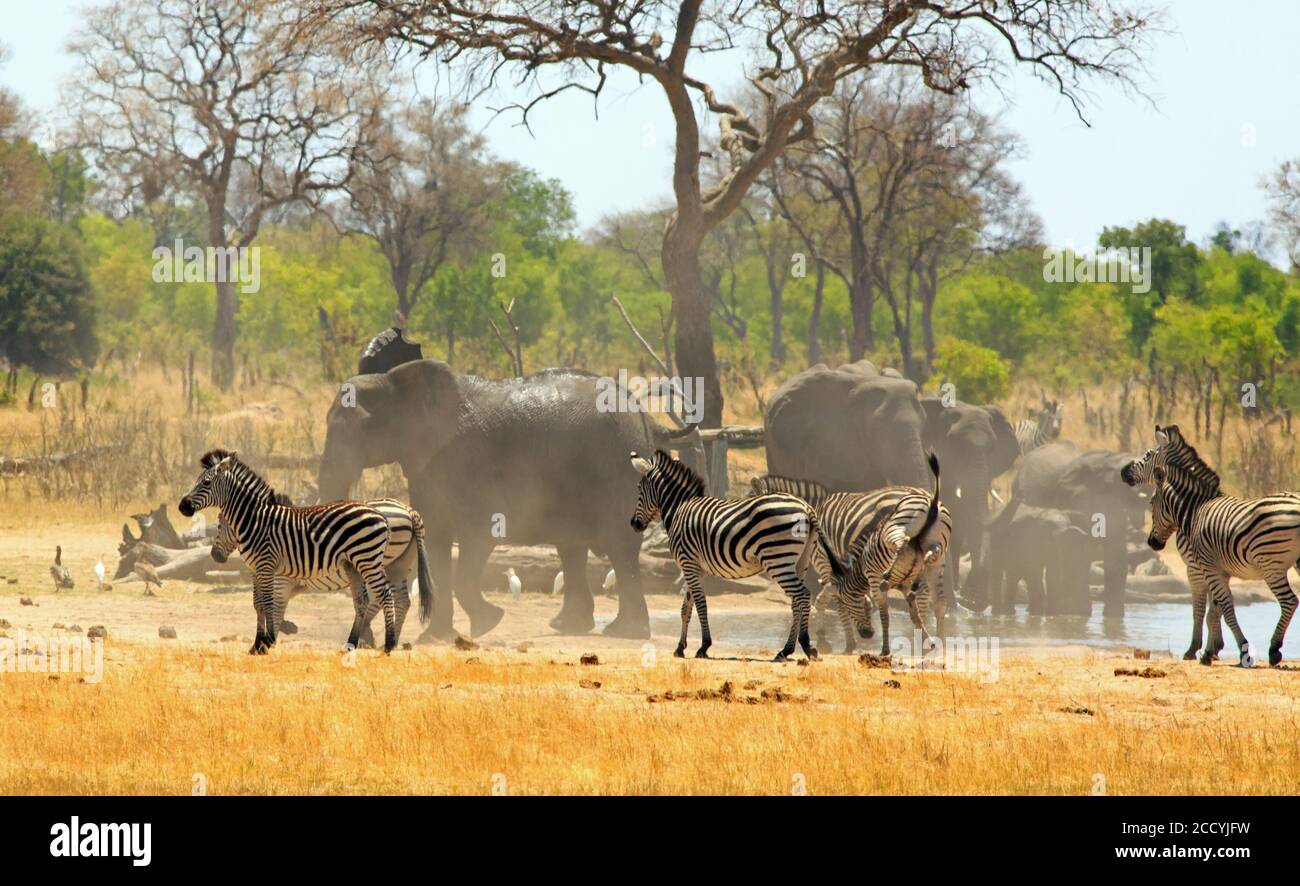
933,336 -> 1011,403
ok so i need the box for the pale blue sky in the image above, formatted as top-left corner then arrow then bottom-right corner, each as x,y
2,0 -> 1297,254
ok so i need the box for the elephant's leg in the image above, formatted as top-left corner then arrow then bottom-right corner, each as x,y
453,533 -> 504,638
1101,525 -> 1127,619
1026,563 -> 1046,616
549,543 -> 595,635
414,516 -> 460,643
602,533 -> 650,639
1265,572 -> 1296,667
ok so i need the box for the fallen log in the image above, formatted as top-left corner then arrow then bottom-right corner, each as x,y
116,542 -> 250,583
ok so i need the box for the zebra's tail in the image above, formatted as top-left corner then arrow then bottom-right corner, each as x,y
413,511 -> 436,625
807,510 -> 847,583
914,452 -> 941,551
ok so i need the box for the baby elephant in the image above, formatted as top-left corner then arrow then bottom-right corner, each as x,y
986,501 -> 1093,616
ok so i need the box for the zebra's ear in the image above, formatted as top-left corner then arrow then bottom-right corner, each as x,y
630,452 -> 653,475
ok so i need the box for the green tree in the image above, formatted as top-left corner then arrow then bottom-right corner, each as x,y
0,216 -> 98,373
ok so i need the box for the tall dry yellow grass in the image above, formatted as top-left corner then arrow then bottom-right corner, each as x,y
1,641 -> 1298,795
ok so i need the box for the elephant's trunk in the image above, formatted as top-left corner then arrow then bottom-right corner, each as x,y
317,440 -> 362,504
889,437 -> 933,488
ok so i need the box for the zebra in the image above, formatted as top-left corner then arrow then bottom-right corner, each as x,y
629,449 -> 844,662
1120,424 -> 1300,666
1014,397 -> 1063,456
750,469 -> 950,655
179,449 -> 417,654
211,496 -> 435,649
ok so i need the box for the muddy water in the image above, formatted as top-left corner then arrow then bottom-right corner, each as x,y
613,601 -> 1300,659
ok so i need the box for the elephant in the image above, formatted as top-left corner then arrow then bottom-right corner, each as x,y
1010,442 -> 1148,618
985,500 -> 1092,615
317,358 -> 695,640
919,397 -> 1021,610
763,361 -> 932,493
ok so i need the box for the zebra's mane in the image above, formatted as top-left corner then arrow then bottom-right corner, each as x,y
1161,426 -> 1222,497
199,448 -> 276,504
652,449 -> 706,497
751,474 -> 828,505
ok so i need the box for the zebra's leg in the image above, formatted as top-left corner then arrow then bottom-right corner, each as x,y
1205,573 -> 1252,667
344,566 -> 371,651
909,580 -> 937,654
270,579 -> 290,642
1183,569 -> 1208,661
389,569 -> 412,645
250,572 -> 275,655
830,583 -> 857,655
929,562 -> 947,641
1265,572 -> 1297,666
874,580 -> 891,657
690,583 -> 712,659
674,565 -> 699,658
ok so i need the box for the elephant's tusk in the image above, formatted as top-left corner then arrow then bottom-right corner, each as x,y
990,489 -> 1004,504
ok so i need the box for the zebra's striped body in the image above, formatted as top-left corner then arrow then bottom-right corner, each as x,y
1121,424 -> 1300,666
213,497 -> 433,649
750,474 -> 950,655
180,449 -> 420,654
1015,398 -> 1063,456
630,449 -> 843,661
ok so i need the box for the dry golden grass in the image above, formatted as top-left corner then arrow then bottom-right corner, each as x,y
2,639 -> 1299,795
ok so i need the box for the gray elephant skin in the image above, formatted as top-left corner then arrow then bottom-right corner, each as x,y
317,359 -> 690,640
986,500 -> 1092,615
1010,442 -> 1147,617
763,361 -> 931,492
920,397 -> 1020,609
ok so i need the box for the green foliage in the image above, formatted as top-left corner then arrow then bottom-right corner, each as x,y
933,336 -> 1010,403
0,215 -> 98,373
936,273 -> 1040,363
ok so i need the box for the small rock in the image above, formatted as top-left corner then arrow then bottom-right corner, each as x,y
87,625 -> 108,640
401,642 -> 412,651
1133,648 -> 1151,660
19,597 -> 34,606
453,636 -> 477,651
279,620 -> 299,635
52,622 -> 66,630
883,679 -> 902,689
580,653 -> 600,665
1059,705 -> 1094,716
579,679 -> 602,689
6,577 -> 17,584
68,624 -> 82,633
1114,666 -> 1166,678
464,656 -> 480,665
0,618 -> 10,629
158,626 -> 177,639
220,633 -> 238,642
858,653 -> 892,668
515,641 -> 533,652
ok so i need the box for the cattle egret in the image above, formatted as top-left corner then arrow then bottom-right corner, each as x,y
602,569 -> 617,594
552,571 -> 564,595
94,559 -> 108,592
506,568 -> 522,602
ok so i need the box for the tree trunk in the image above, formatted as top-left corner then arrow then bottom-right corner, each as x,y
663,220 -> 723,428
808,261 -> 825,367
393,261 -> 413,317
848,235 -> 874,359
769,281 -> 785,370
211,273 -> 238,391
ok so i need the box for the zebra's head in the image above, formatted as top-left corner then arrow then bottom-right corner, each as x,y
179,449 -> 240,518
629,449 -> 704,532
1120,424 -> 1173,486
1147,466 -> 1176,551
1038,397 -> 1063,441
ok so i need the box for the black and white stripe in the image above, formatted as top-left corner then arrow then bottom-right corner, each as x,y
1014,399 -> 1063,456
180,449 -> 424,654
213,496 -> 434,649
750,472 -> 950,655
630,449 -> 843,662
1121,424 -> 1300,667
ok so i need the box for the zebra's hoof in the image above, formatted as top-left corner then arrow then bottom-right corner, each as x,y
1240,651 -> 1255,668
1198,652 -> 1214,666
1182,649 -> 1198,661
857,626 -> 873,639
922,637 -> 939,654
806,649 -> 819,661
772,653 -> 791,663
673,647 -> 686,659
1270,647 -> 1283,666
694,648 -> 710,659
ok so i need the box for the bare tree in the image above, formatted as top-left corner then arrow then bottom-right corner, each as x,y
346,99 -> 510,316
1265,158 -> 1300,271
306,0 -> 1153,426
68,0 -> 375,389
